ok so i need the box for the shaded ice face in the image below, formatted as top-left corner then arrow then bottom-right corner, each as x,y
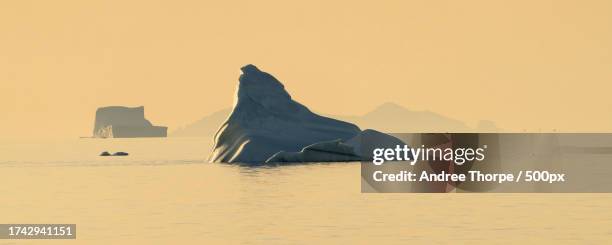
237,64 -> 296,112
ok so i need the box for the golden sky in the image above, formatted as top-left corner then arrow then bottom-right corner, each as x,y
1,0 -> 611,139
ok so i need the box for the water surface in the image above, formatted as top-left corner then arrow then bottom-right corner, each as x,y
1,138 -> 610,244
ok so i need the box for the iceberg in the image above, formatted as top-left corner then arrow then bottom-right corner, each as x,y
93,106 -> 167,138
265,129 -> 405,164
209,65 -> 360,163
208,64 -> 403,164
266,140 -> 361,163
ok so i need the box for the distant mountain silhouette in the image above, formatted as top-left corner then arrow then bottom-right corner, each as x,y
171,108 -> 232,137
172,102 -> 499,137
332,102 -> 474,133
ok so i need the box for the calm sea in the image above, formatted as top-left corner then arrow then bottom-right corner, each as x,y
0,138 -> 611,244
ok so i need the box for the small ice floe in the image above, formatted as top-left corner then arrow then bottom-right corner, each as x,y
100,151 -> 129,156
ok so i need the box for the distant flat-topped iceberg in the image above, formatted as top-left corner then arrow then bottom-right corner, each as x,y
93,106 -> 167,138
208,65 -> 401,164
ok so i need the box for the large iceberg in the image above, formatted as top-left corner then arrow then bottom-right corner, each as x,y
208,65 -> 402,164
93,106 -> 167,138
